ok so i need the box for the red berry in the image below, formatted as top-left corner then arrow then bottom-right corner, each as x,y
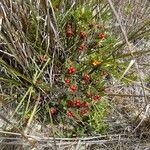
98,33 -> 106,39
66,30 -> 74,37
70,85 -> 76,93
67,110 -> 73,117
67,100 -> 74,107
79,43 -> 86,51
68,66 -> 75,74
82,102 -> 89,107
83,74 -> 90,81
74,99 -> 81,107
64,78 -> 70,84
93,95 -> 101,101
80,109 -> 88,116
80,31 -> 87,39
50,107 -> 57,114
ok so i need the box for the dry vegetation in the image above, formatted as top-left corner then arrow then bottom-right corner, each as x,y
0,0 -> 150,149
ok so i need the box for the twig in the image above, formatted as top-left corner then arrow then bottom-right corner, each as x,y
0,49 -> 15,57
0,130 -> 129,141
107,93 -> 150,97
0,114 -> 37,148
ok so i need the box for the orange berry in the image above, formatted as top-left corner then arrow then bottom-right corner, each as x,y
92,60 -> 101,66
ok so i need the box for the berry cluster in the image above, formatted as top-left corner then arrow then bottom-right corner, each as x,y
49,18 -> 110,136
61,21 -> 108,121
63,65 -> 102,118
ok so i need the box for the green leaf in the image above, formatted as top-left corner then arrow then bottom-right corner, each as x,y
0,58 -> 32,85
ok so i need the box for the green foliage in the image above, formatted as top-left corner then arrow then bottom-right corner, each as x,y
88,99 -> 109,134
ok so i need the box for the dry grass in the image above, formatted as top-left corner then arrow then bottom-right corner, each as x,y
0,0 -> 150,149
